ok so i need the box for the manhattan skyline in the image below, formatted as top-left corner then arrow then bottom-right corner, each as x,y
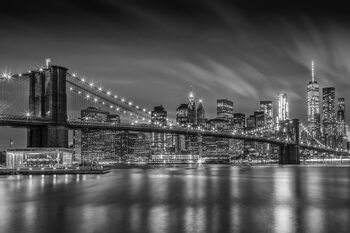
1,0 -> 350,148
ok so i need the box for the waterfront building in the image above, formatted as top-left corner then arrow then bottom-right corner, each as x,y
307,60 -> 321,138
260,101 -> 273,125
322,87 -> 336,147
73,107 -> 121,164
277,93 -> 289,121
6,148 -> 73,168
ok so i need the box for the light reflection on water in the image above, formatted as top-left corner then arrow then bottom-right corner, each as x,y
0,165 -> 350,233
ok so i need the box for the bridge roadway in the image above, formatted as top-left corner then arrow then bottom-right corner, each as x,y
0,115 -> 348,155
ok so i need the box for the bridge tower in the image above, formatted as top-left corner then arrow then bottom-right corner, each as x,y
279,119 -> 300,164
27,64 -> 68,148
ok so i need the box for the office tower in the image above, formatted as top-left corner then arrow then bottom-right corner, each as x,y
233,113 -> 245,130
176,104 -> 188,126
277,93 -> 289,121
322,87 -> 336,147
187,90 -> 196,125
336,97 -> 346,147
246,115 -> 256,130
260,101 -> 273,125
217,98 -> 234,119
307,60 -> 321,138
196,99 -> 205,126
151,105 -> 167,126
254,111 -> 265,128
74,107 -> 121,164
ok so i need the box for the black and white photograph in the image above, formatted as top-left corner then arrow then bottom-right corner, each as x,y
1,0 -> 350,232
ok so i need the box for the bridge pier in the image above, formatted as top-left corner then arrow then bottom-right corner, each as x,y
279,144 -> 300,164
279,119 -> 300,164
27,65 -> 68,148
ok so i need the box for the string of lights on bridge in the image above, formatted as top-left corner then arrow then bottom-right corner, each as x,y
66,71 -> 182,126
1,66 -> 349,154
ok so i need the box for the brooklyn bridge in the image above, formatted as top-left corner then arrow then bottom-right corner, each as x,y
0,62 -> 348,164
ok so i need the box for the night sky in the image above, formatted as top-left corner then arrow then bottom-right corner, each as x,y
1,0 -> 350,149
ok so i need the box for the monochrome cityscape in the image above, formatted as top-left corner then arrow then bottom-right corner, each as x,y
1,1 -> 350,233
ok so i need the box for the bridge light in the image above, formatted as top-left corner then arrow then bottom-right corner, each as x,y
18,73 -> 22,77
86,94 -> 90,99
114,95 -> 117,99
110,105 -> 113,108
128,102 -> 132,106
98,87 -> 102,91
121,98 -> 125,102
107,91 -> 111,95
94,98 -> 98,102
81,78 -> 85,82
136,105 -> 139,109
39,68 -> 43,72
69,87 -> 73,91
135,120 -> 138,124
116,107 -> 120,111
72,73 -> 76,77
143,108 -> 146,112
78,91 -> 81,94
148,111 -> 151,115
102,102 -> 105,105
89,82 -> 94,87
28,70 -> 31,73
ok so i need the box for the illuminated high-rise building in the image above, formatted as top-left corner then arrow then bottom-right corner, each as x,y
322,87 -> 336,147
336,97 -> 346,147
196,99 -> 206,126
217,98 -> 234,119
277,93 -> 289,121
187,90 -> 196,125
260,101 -> 273,125
307,60 -> 321,138
151,105 -> 167,126
233,113 -> 245,131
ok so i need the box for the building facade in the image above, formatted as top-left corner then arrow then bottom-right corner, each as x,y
260,101 -> 273,125
277,93 -> 289,122
322,87 -> 336,147
307,62 -> 321,138
151,105 -> 167,126
217,99 -> 234,119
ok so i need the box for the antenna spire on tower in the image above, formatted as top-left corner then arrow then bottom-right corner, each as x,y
311,60 -> 315,82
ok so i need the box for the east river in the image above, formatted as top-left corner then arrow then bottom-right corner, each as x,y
1,165 -> 350,233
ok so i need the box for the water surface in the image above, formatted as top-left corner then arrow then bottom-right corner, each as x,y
1,165 -> 350,233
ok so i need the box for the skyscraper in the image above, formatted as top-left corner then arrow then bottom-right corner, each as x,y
277,93 -> 289,121
176,104 -> 188,126
233,113 -> 245,131
322,87 -> 336,147
254,111 -> 265,128
260,101 -> 273,125
196,99 -> 205,126
336,97 -> 346,146
187,90 -> 196,125
307,60 -> 321,138
151,105 -> 167,126
217,99 -> 234,119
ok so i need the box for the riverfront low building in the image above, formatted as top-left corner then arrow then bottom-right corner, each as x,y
6,148 -> 73,168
